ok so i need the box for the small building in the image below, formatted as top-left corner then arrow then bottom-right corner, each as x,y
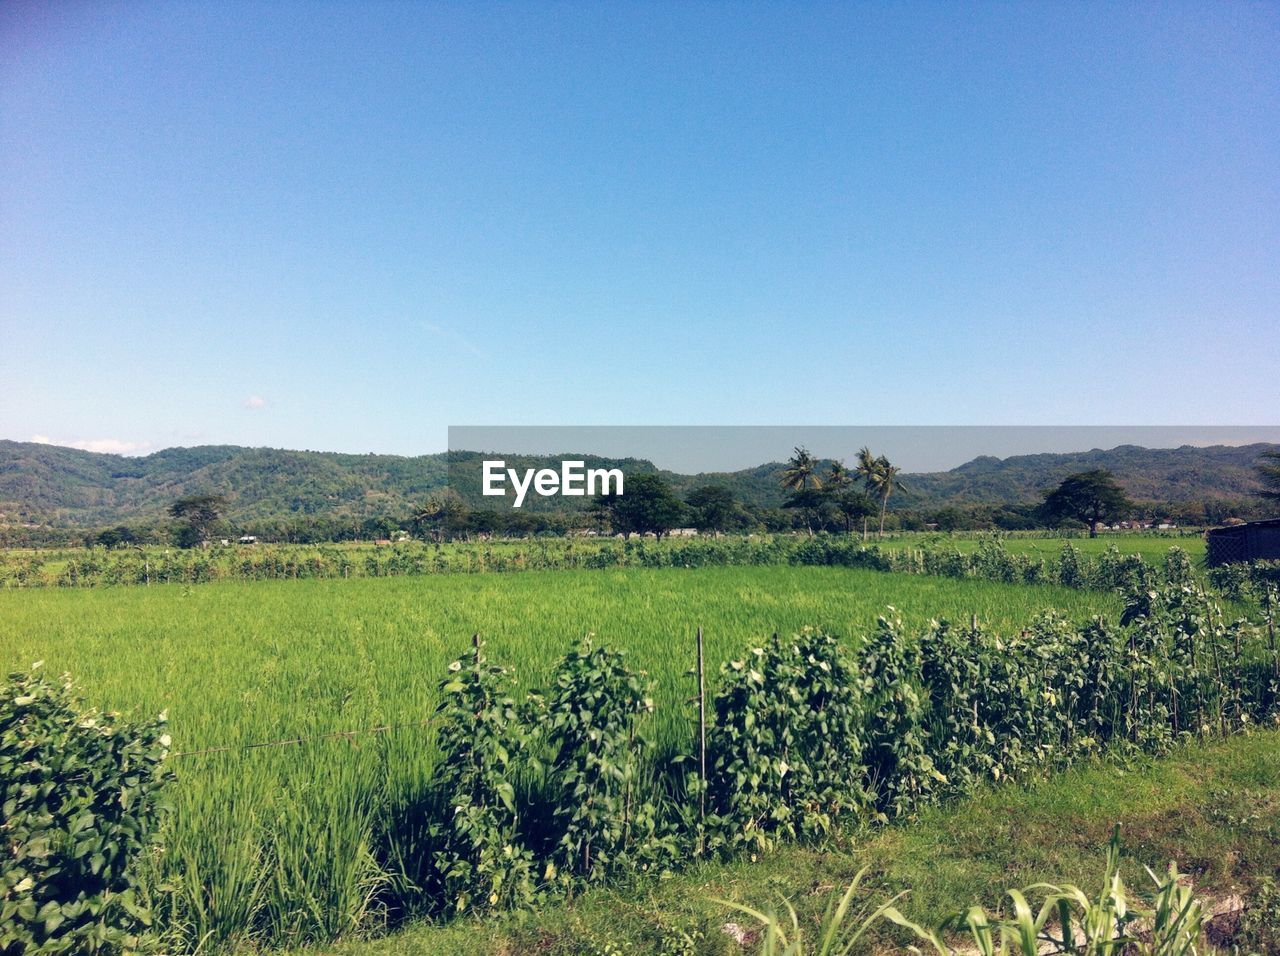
238,535 -> 258,545
1206,518 -> 1280,566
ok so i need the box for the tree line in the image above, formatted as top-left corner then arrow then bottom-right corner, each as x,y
6,448 -> 1275,550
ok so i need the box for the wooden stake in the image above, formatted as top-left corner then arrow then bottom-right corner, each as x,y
696,626 -> 707,851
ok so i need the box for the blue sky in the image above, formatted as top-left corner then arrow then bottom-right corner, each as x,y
2,1 -> 1277,457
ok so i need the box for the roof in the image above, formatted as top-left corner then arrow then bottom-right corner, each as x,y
1208,517 -> 1280,535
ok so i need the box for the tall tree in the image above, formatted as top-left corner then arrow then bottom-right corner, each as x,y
779,447 -> 824,535
832,488 -> 874,535
825,461 -> 852,493
1258,451 -> 1280,501
820,460 -> 871,534
1041,470 -> 1133,537
781,486 -> 828,535
856,447 -> 908,539
169,494 -> 228,548
685,484 -> 744,534
411,491 -> 469,542
594,473 -> 686,539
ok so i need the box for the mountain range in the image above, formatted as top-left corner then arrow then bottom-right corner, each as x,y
0,439 -> 1275,528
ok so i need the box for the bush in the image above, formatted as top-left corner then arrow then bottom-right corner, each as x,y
860,615 -> 944,817
1,665 -> 171,954
542,641 -> 674,885
429,641 -> 538,916
706,630 -> 867,852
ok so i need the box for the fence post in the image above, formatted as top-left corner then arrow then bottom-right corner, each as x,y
696,626 -> 707,853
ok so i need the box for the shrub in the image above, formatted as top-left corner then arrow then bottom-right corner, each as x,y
1,665 -> 171,954
1058,541 -> 1087,589
429,641 -> 538,915
542,641 -> 673,885
858,615 -> 944,817
706,630 -> 867,852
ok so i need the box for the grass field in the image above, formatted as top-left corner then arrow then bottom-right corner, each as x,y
0,565 -> 1125,949
0,565 -> 1123,747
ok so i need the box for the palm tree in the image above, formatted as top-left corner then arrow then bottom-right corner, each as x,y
826,460 -> 852,491
856,447 -> 908,539
780,447 -> 823,536
824,461 -> 861,535
780,447 -> 822,493
409,498 -> 444,541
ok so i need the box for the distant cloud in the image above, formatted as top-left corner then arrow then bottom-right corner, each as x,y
243,395 -> 268,410
31,434 -> 153,455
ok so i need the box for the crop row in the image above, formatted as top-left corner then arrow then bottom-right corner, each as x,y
0,535 -> 1238,601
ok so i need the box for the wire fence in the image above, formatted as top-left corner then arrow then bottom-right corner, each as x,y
169,716 -> 439,759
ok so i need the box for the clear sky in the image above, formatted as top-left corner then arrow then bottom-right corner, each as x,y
2,1 -> 1277,457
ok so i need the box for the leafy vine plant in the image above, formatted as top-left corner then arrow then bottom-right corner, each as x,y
429,639 -> 539,915
541,638 -> 676,886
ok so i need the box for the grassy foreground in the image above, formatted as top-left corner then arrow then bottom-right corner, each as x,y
276,729 -> 1280,955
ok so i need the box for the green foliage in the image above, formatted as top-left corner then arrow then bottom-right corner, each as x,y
1237,876 -> 1280,955
430,641 -> 538,916
542,641 -> 673,886
1,665 -> 171,954
1041,470 -> 1135,537
0,565 -> 1117,949
593,474 -> 687,539
856,447 -> 909,538
684,485 -> 749,534
1058,540 -> 1086,588
717,865 -> 904,956
895,829 -> 1202,956
5,438 -> 1277,531
13,556 -> 1279,948
1162,547 -> 1196,587
860,614 -> 944,817
1210,560 -> 1280,604
706,630 -> 867,853
734,829 -> 1208,956
168,494 -> 228,548
1257,450 -> 1280,501
0,532 -> 1222,599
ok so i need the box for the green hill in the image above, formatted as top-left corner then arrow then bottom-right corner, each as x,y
1,439 -> 1275,528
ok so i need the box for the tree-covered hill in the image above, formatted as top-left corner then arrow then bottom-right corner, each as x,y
902,443 -> 1275,506
1,439 -> 1276,528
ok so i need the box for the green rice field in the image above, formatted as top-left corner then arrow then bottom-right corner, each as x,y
0,564 -> 1124,948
